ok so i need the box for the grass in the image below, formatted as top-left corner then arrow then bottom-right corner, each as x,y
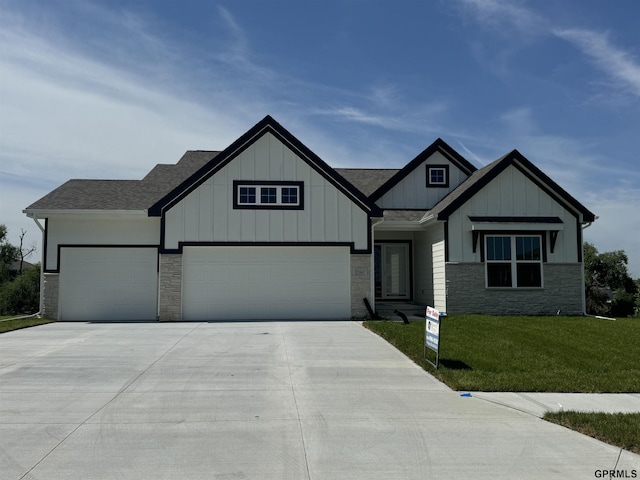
364,315 -> 640,392
543,411 -> 640,454
0,315 -> 53,334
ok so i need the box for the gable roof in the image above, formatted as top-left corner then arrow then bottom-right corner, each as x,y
148,115 -> 381,216
429,150 -> 596,223
25,151 -> 218,212
369,138 -> 477,202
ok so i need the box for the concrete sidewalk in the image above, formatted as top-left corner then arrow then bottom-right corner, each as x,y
469,391 -> 640,417
1,321 -> 638,479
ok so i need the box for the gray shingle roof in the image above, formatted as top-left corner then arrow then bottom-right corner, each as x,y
335,169 -> 399,197
26,151 -> 219,211
383,210 -> 429,221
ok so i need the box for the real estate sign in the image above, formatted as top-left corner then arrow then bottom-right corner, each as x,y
425,306 -> 441,368
425,306 -> 440,352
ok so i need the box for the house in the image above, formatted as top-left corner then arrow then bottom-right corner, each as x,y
24,115 -> 596,321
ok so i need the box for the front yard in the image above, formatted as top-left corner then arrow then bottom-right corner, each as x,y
364,315 -> 640,393
365,315 -> 640,454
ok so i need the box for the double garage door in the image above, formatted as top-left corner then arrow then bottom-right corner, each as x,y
59,246 -> 350,321
182,246 -> 351,321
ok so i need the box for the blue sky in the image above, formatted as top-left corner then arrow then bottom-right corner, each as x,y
1,0 -> 639,276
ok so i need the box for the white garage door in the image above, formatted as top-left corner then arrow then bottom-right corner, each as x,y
59,247 -> 158,321
182,246 -> 350,321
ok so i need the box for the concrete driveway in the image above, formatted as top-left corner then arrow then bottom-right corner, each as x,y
1,321 -> 638,479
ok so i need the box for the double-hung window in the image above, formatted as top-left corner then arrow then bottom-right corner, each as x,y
233,181 -> 304,210
485,235 -> 542,288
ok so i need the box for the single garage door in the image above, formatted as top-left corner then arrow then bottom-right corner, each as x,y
182,246 -> 350,320
59,247 -> 158,321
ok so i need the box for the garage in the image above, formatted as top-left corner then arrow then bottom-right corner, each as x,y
59,247 -> 158,321
182,246 -> 351,321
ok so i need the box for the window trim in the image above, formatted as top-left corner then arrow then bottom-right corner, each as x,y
484,234 -> 544,289
426,164 -> 450,188
233,180 -> 304,210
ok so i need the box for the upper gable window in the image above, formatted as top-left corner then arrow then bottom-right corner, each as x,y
233,181 -> 304,210
426,165 -> 449,188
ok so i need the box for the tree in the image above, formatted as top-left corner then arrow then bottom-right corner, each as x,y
17,228 -> 37,275
584,242 -> 638,317
0,225 -> 20,284
0,225 -> 40,315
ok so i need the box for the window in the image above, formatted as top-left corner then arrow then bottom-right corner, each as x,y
233,181 -> 304,210
486,235 -> 542,288
281,187 -> 298,204
426,165 -> 449,187
260,187 -> 277,204
239,187 -> 256,204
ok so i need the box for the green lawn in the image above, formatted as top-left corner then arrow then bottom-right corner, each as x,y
0,316 -> 53,334
544,411 -> 640,454
364,315 -> 640,392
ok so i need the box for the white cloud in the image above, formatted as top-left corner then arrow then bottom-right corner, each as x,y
455,0 -> 544,36
553,28 -> 640,98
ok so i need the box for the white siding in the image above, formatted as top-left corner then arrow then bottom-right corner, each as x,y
432,240 -> 446,313
414,224 -> 445,307
164,132 -> 369,251
377,151 -> 470,209
446,165 -> 579,263
46,217 -> 160,271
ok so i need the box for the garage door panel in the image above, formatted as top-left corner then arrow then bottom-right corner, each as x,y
183,246 -> 350,321
59,247 -> 158,321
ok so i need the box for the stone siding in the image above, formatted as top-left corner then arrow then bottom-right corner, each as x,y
350,254 -> 372,319
159,254 -> 183,321
446,263 -> 583,315
42,273 -> 59,320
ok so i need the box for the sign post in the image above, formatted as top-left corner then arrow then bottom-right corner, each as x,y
424,306 -> 441,369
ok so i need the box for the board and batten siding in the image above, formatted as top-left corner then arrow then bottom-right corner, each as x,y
413,224 -> 445,308
446,165 -> 579,263
376,151 -> 470,209
164,132 -> 369,251
45,216 -> 160,271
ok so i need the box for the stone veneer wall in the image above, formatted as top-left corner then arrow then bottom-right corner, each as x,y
446,263 -> 584,315
42,273 -> 59,320
350,254 -> 372,319
158,254 -> 183,321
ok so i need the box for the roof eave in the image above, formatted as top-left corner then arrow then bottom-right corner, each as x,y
24,209 -> 149,218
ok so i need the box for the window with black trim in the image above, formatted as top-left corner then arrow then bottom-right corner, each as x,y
486,235 -> 542,288
233,181 -> 304,210
426,165 -> 449,187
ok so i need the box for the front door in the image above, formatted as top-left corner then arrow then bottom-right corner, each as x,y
374,243 -> 411,299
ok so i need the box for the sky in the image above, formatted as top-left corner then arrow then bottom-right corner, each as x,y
1,0 -> 639,277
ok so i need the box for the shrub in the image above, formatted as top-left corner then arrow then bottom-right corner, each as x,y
0,264 -> 40,315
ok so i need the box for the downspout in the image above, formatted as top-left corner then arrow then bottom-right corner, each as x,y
28,215 -> 46,318
581,219 -> 614,320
